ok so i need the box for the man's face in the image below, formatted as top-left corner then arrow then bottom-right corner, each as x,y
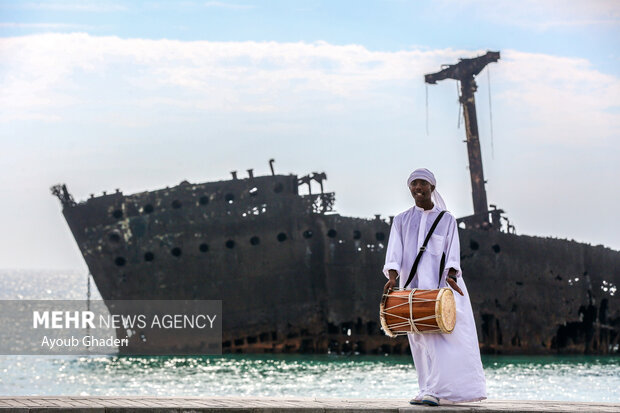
409,179 -> 434,203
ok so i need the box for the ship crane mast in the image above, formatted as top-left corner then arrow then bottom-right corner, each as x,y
425,51 -> 500,229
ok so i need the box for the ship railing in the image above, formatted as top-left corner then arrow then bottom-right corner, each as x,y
301,192 -> 336,214
50,184 -> 76,207
457,207 -> 515,233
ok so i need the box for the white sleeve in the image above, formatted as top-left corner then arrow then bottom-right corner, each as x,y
382,214 -> 403,279
442,215 -> 462,279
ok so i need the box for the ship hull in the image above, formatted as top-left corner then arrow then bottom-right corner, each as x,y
57,174 -> 620,355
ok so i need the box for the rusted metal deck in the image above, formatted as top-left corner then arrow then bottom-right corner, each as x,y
0,397 -> 618,412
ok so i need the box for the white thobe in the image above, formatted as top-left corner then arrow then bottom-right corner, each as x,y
383,204 -> 486,403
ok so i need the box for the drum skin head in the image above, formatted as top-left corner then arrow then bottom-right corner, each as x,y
436,288 -> 456,333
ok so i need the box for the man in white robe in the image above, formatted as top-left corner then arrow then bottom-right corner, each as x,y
383,168 -> 486,406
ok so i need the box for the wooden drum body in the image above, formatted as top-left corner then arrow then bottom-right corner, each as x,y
380,288 -> 456,336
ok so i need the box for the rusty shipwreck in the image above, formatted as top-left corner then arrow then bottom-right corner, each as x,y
52,51 -> 620,355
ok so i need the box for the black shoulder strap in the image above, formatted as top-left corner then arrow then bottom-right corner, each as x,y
438,252 -> 446,289
404,210 -> 446,289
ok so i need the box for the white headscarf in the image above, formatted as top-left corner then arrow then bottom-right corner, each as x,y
406,168 -> 447,211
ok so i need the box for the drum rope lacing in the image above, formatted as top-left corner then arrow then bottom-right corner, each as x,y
380,288 -> 443,334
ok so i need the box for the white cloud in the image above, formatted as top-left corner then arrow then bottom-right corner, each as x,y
0,22 -> 93,29
441,0 -> 620,29
0,34 -> 456,119
494,50 -> 620,143
0,33 -> 618,146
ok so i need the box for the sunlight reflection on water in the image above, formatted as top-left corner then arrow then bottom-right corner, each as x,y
1,354 -> 618,401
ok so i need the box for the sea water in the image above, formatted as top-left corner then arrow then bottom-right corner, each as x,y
0,270 -> 618,402
1,353 -> 619,401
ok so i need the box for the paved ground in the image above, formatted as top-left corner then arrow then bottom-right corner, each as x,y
0,397 -> 619,412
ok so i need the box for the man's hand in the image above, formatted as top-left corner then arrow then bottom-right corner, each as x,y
446,268 -> 463,295
447,277 -> 463,295
383,270 -> 398,294
384,278 -> 397,294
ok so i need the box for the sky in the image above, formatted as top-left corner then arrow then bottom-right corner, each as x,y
0,0 -> 619,271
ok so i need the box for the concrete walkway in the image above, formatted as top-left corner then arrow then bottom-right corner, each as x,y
0,397 -> 619,412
